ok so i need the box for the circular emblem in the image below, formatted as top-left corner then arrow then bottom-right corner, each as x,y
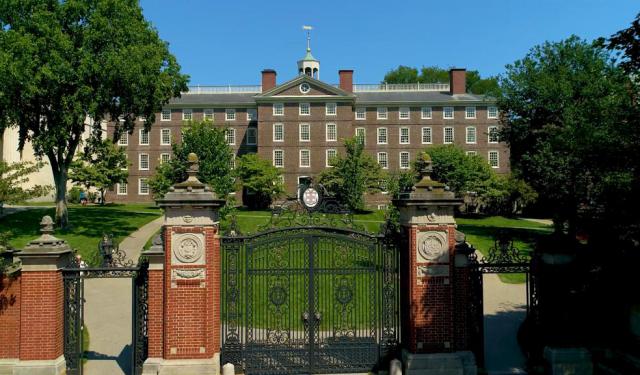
268,286 -> 287,306
419,234 -> 447,262
335,285 -> 353,305
175,236 -> 203,263
299,83 -> 311,94
183,215 -> 193,223
302,187 -> 320,208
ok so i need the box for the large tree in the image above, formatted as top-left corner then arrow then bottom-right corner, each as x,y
498,36 -> 636,235
234,154 -> 284,210
0,0 -> 188,227
383,65 -> 499,95
0,160 -> 51,213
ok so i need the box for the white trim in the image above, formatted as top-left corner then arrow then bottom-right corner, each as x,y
444,127 -> 454,144
118,132 -> 128,146
488,126 -> 499,144
325,123 -> 337,142
377,127 -> 388,145
299,149 -> 311,168
225,108 -> 236,121
139,153 -> 150,170
465,106 -> 476,119
273,149 -> 284,168
443,106 -> 454,119
139,129 -> 149,145
326,149 -> 337,167
299,83 -> 311,94
246,127 -> 257,145
487,106 -> 498,119
325,102 -> 337,116
377,107 -> 388,120
116,182 -> 127,195
465,126 -> 477,144
355,107 -> 366,120
399,127 -> 410,145
299,123 -> 310,142
466,151 -> 477,156
161,128 -> 171,145
355,127 -> 366,145
299,102 -> 311,116
160,153 -> 170,164
273,103 -> 284,116
247,108 -> 257,121
488,150 -> 499,168
226,128 -> 236,145
273,123 -> 284,142
161,109 -> 171,121
399,107 -> 410,120
421,106 -> 432,119
377,152 -> 389,169
182,108 -> 193,121
204,108 -> 214,121
138,178 -> 149,195
399,151 -> 410,169
421,127 -> 432,144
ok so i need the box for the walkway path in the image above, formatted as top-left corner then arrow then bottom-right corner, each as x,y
83,216 -> 163,375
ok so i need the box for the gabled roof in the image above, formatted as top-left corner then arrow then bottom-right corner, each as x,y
255,74 -> 355,102
355,91 -> 493,105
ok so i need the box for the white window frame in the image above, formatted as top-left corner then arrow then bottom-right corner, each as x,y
161,128 -> 171,145
399,127 -> 410,144
377,127 -> 388,145
118,132 -> 128,146
421,106 -> 432,119
299,103 -> 311,116
488,126 -> 499,143
399,152 -> 410,169
161,109 -> 171,121
326,149 -> 337,167
160,153 -> 170,164
226,128 -> 236,145
246,127 -> 257,145
273,103 -> 284,116
139,129 -> 149,145
355,128 -> 366,145
377,152 -> 389,169
465,106 -> 477,119
273,123 -> 284,142
229,157 -> 235,170
273,149 -> 284,168
443,106 -> 454,119
138,178 -> 149,195
355,107 -> 366,120
139,153 -> 149,170
299,149 -> 311,168
466,151 -> 477,156
204,108 -> 214,121
225,108 -> 236,121
325,102 -> 337,116
326,123 -> 337,142
247,108 -> 257,121
299,123 -> 311,142
117,182 -> 127,195
377,107 -> 388,120
466,126 -> 477,144
182,108 -> 193,121
444,127 -> 454,144
488,151 -> 499,169
421,127 -> 432,144
487,106 -> 498,119
399,107 -> 410,120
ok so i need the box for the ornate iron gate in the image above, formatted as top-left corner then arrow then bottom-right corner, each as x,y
221,217 -> 399,374
63,236 -> 148,375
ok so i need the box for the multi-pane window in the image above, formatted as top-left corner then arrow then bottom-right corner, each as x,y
377,128 -> 388,144
273,123 -> 284,142
117,182 -> 127,195
118,132 -> 128,146
226,128 -> 236,145
225,108 -> 236,121
400,127 -> 410,144
326,123 -> 337,141
299,149 -> 311,167
421,127 -> 432,144
444,127 -> 454,144
299,123 -> 310,142
247,108 -> 257,121
273,103 -> 284,116
488,126 -> 499,143
466,126 -> 477,144
138,178 -> 149,195
443,106 -> 454,119
182,109 -> 193,121
204,109 -> 214,121
421,106 -> 432,119
326,149 -> 337,167
326,102 -> 337,116
299,103 -> 311,116
355,107 -> 366,120
377,107 -> 388,120
377,152 -> 389,169
161,129 -> 171,145
273,150 -> 284,167
399,107 -> 410,120
229,157 -> 235,170
487,106 -> 498,119
160,153 -> 170,164
466,151 -> 477,156
139,153 -> 149,170
161,109 -> 171,121
247,128 -> 257,145
355,128 -> 366,145
139,129 -> 149,145
399,152 -> 410,169
465,106 -> 476,119
488,151 -> 499,168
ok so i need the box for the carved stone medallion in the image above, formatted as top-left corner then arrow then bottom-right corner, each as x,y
416,231 -> 449,263
171,233 -> 205,265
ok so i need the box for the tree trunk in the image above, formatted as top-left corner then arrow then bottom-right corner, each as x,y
100,188 -> 105,205
52,167 -> 69,228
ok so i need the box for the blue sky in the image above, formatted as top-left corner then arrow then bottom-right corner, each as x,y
140,0 -> 637,86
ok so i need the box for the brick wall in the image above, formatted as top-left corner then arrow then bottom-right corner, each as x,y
0,273 -> 21,359
147,268 -> 164,358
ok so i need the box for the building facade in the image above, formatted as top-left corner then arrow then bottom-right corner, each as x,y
108,48 -> 508,205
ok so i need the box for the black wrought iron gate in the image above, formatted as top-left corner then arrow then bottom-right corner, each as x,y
63,247 -> 148,375
221,226 -> 399,374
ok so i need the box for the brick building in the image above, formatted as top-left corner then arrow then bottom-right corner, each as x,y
108,43 -> 508,206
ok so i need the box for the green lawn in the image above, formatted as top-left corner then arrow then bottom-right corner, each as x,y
1,203 -> 162,265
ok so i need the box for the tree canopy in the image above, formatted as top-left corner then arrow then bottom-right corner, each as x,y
383,65 -> 499,95
0,0 -> 188,227
234,154 -> 284,209
0,160 -> 51,212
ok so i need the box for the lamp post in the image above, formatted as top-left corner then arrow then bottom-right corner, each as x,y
99,234 -> 114,267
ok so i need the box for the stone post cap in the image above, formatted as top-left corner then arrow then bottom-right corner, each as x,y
18,216 -> 73,255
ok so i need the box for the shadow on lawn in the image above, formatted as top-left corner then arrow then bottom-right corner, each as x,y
457,224 -> 551,256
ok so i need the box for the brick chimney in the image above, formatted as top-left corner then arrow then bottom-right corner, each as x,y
449,68 -> 466,95
261,69 -> 277,92
339,70 -> 354,93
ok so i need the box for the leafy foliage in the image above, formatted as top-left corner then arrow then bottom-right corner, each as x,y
383,65 -> 499,95
69,138 -> 128,204
603,12 -> 640,74
0,160 -> 51,208
0,0 -> 188,227
318,138 -> 384,211
234,154 -> 284,209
